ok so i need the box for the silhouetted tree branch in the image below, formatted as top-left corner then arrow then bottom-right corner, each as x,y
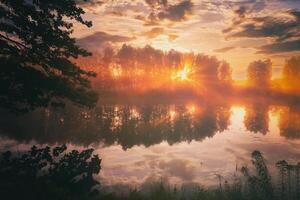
0,0 -> 98,113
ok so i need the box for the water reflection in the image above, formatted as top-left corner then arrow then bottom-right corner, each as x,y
0,100 -> 300,148
244,103 -> 269,135
279,106 -> 300,139
1,101 -> 300,188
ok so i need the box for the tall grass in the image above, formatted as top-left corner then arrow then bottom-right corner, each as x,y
1,146 -> 299,200
99,151 -> 300,200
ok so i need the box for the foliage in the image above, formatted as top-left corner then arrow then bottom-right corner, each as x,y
282,56 -> 300,91
0,0 -> 98,113
247,59 -> 272,88
283,56 -> 300,81
0,145 -> 101,200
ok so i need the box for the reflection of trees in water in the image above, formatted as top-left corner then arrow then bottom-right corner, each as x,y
243,104 -> 300,138
279,106 -> 300,139
2,102 -> 300,148
244,104 -> 269,135
0,104 -> 231,149
217,106 -> 232,132
77,104 -> 231,149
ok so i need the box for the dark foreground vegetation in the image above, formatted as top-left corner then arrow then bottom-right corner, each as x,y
0,145 -> 101,200
0,146 -> 299,200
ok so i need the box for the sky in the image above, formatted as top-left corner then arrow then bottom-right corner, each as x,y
73,0 -> 300,79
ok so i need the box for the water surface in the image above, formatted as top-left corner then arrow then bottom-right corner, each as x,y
1,99 -> 300,189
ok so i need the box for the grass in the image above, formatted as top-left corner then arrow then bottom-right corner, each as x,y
98,150 -> 300,200
1,146 -> 299,200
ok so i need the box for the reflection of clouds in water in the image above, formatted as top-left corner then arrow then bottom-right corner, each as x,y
234,142 -> 300,164
224,147 -> 248,163
1,104 -> 300,191
3,124 -> 295,186
158,159 -> 196,181
1,126 -> 300,191
94,125 -> 300,189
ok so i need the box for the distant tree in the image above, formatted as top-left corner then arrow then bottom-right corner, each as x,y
283,56 -> 300,90
166,49 -> 182,69
247,60 -> 272,88
0,0 -> 98,113
103,47 -> 115,65
194,54 -> 219,82
117,44 -> 136,71
218,61 -> 232,84
193,55 -> 233,87
0,145 -> 101,200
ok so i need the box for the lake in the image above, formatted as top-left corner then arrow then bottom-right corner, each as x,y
1,97 -> 300,191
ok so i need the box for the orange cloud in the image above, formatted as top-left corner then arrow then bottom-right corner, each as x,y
168,34 -> 179,42
143,27 -> 164,38
214,46 -> 236,53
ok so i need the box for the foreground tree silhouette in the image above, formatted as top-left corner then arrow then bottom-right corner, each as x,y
0,145 -> 101,200
0,0 -> 97,113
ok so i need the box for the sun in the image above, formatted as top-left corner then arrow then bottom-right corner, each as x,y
187,105 -> 196,114
171,65 -> 191,81
179,66 -> 189,80
110,64 -> 122,77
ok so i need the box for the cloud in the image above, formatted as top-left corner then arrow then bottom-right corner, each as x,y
214,46 -> 236,53
258,39 -> 300,54
145,0 -> 168,8
76,0 -> 104,13
199,12 -> 224,23
225,11 -> 300,41
200,0 -> 266,13
143,27 -> 165,38
157,0 -> 193,21
168,34 -> 179,42
224,5 -> 300,54
76,0 -> 104,6
104,2 -> 148,16
76,31 -> 135,51
137,0 -> 194,25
